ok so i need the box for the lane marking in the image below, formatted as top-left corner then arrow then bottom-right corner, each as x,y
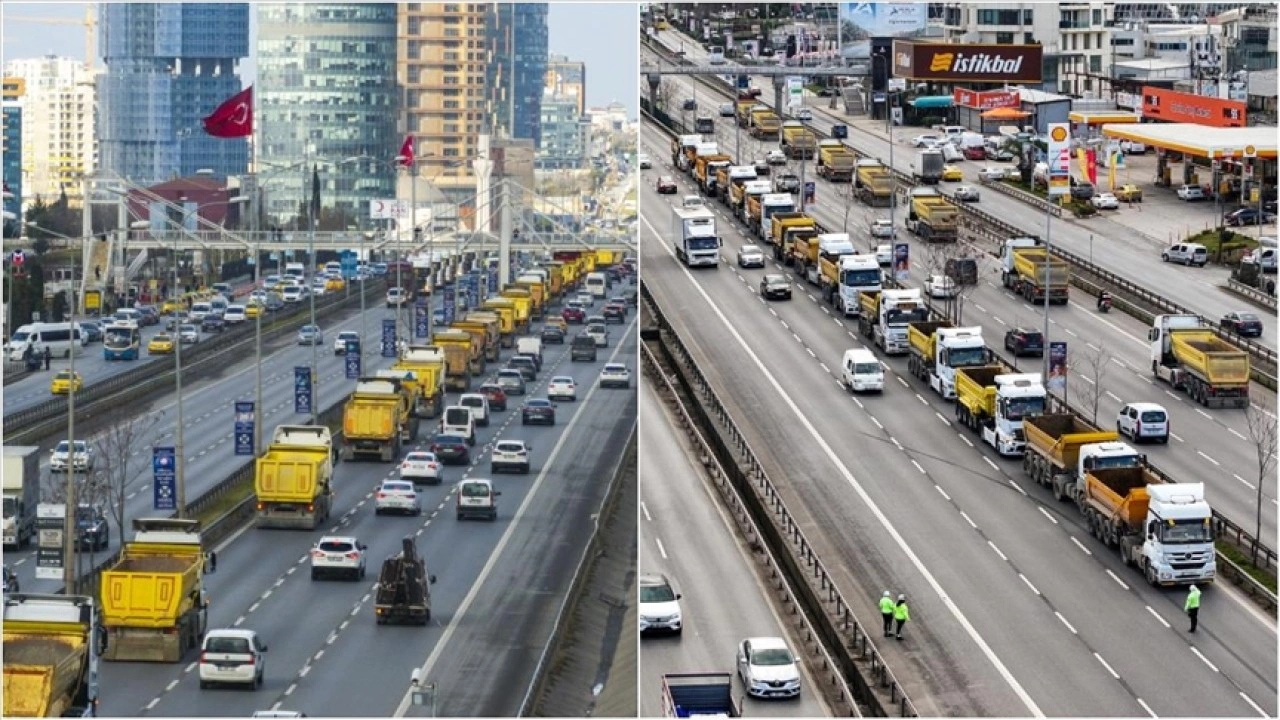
656,537 -> 669,559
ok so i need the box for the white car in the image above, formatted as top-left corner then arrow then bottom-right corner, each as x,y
639,573 -> 683,635
199,629 -> 267,690
50,440 -> 94,473
576,292 -> 594,308
911,134 -> 942,148
1176,184 -> 1207,201
1117,402 -> 1169,443
386,288 -> 408,307
954,185 -> 980,202
310,280 -> 328,297
737,244 -> 766,268
766,149 -> 787,165
638,153 -> 651,169
794,107 -> 812,121
925,274 -> 957,298
333,330 -> 360,355
874,244 -> 893,267
586,324 -> 609,347
223,305 -> 247,324
375,480 -> 421,516
978,166 -> 1007,183
179,324 -> 200,344
458,392 -> 491,427
491,439 -> 532,475
599,363 -> 631,389
400,451 -> 443,485
1091,192 -> 1119,210
869,219 -> 895,239
737,637 -> 801,698
309,536 -> 367,581
281,286 -> 303,304
189,303 -> 212,322
719,102 -> 736,117
547,376 -> 577,401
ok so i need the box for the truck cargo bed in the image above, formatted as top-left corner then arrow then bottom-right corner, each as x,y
3,635 -> 86,717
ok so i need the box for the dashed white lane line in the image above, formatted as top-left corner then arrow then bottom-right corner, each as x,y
1071,537 -> 1093,556
934,485 -> 951,501
641,501 -> 652,521
145,699 -> 160,711
1190,647 -> 1220,673
1197,451 -> 1220,466
935,412 -> 951,426
959,511 -> 977,529
1239,692 -> 1269,718
1018,574 -> 1041,596
1136,698 -> 1158,719
912,460 -> 926,474
987,541 -> 1008,562
983,456 -> 999,470
1145,606 -> 1170,629
1094,653 -> 1120,680
1105,569 -> 1130,590
869,416 -> 883,429
165,679 -> 179,692
655,537 -> 668,559
1055,612 -> 1077,634
1037,507 -> 1058,524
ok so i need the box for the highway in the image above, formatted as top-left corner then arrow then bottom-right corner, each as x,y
11,287 -> 486,594
639,377 -> 830,718
647,31 -> 1279,354
96,305 -> 638,717
639,117 -> 1277,717
646,45 -> 1278,553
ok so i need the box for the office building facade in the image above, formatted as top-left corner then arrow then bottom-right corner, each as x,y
545,54 -> 586,115
98,3 -> 250,185
537,93 -> 588,170
3,57 -> 97,206
2,99 -> 21,235
488,4 -> 549,146
257,3 -> 398,226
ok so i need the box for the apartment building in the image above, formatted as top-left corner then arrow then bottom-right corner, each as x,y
3,56 -> 97,206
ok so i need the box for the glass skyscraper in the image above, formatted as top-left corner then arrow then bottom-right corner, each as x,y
98,3 -> 250,185
2,102 -> 21,235
489,4 -> 549,147
257,3 -> 398,226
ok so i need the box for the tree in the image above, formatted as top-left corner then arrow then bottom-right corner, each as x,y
1244,398 -> 1278,565
88,412 -> 165,545
917,241 -> 990,324
1069,343 -> 1111,425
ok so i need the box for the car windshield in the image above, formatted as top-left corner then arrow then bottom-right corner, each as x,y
604,365 -> 626,373
1005,396 -> 1046,421
461,483 -> 490,498
56,441 -> 86,453
553,377 -> 573,384
382,482 -> 413,493
528,400 -> 551,408
496,442 -> 524,453
854,363 -> 881,375
1158,518 -> 1214,544
406,452 -> 435,462
741,245 -> 760,254
687,237 -> 719,251
949,347 -> 989,368
640,583 -> 676,603
460,397 -> 482,407
752,648 -> 794,666
436,435 -> 465,445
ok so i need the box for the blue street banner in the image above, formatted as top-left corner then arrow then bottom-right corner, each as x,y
443,285 -> 456,326
1048,341 -> 1068,394
340,250 -> 358,280
893,242 -> 910,283
234,401 -> 255,457
471,271 -> 486,304
488,268 -> 498,294
737,74 -> 749,89
415,302 -> 430,339
381,318 -> 397,358
152,447 -> 176,510
294,366 -> 313,415
345,345 -> 362,378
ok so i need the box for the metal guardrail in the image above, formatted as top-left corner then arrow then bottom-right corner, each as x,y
980,177 -> 1065,217
641,282 -> 916,717
1225,279 -> 1279,311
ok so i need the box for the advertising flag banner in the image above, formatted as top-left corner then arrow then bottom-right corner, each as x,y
1085,149 -> 1098,186
381,318 -> 398,358
152,447 -> 177,510
294,367 -> 313,415
397,135 -> 416,167
345,347 -> 361,379
234,401 -> 255,457
1048,342 -> 1068,394
443,285 -> 456,326
893,243 -> 910,283
415,302 -> 430,339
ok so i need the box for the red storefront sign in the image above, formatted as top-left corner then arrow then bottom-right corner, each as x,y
952,89 -> 1021,110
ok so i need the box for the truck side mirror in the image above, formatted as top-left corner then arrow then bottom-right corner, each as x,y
430,575 -> 437,584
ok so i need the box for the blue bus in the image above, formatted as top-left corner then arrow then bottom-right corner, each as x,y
103,325 -> 141,361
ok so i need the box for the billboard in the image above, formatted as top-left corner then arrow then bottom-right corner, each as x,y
893,41 -> 1043,84
840,3 -> 928,41
953,89 -> 1021,110
1046,123 -> 1071,197
1141,87 -> 1246,128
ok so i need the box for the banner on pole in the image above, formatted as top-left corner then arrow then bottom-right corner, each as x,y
345,344 -> 362,378
381,318 -> 398,358
234,401 -> 255,456
294,367 -> 313,415
415,303 -> 430,338
35,504 -> 66,580
1048,341 -> 1068,394
443,286 -> 456,326
893,242 -> 910,283
153,447 -> 177,510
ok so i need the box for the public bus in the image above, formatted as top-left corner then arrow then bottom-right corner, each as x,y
5,322 -> 85,361
103,324 -> 141,361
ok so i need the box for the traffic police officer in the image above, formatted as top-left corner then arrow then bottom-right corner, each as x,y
893,594 -> 911,640
879,591 -> 896,637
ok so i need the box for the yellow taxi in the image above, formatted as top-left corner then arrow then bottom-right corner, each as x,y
941,165 -> 964,182
1114,184 -> 1143,203
244,301 -> 263,319
148,333 -> 175,354
325,277 -> 345,292
545,316 -> 568,333
51,370 -> 83,395
161,297 -> 184,314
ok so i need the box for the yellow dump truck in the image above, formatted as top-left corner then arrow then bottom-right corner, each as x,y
448,321 -> 491,370
904,188 -> 959,242
769,212 -> 817,261
434,330 -> 479,390
1000,237 -> 1070,304
855,160 -> 894,207
392,345 -> 446,419
750,107 -> 781,140
787,231 -> 820,272
695,153 -> 733,190
100,518 -> 207,662
501,287 -> 533,334
342,379 -> 418,463
816,140 -> 855,182
735,99 -> 757,128
780,121 -> 816,159
456,312 -> 501,362
4,593 -> 102,716
1151,315 -> 1251,408
541,261 -> 564,301
954,365 -> 1046,456
257,425 -> 336,526
481,298 -> 517,348
1022,413 -> 1118,494
512,278 -> 546,320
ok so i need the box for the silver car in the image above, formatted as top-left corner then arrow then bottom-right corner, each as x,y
737,244 -> 766,268
297,324 -> 323,345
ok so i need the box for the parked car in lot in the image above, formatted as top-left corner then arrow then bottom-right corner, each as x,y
953,185 -> 980,202
521,398 -> 557,426
760,274 -> 792,300
1069,179 -> 1095,201
1226,208 -> 1276,226
1221,310 -> 1264,337
737,244 -> 766,268
1116,402 -> 1169,444
1176,184 -> 1207,201
1091,192 -> 1119,210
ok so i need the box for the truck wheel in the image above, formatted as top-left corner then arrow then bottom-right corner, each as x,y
423,610 -> 431,623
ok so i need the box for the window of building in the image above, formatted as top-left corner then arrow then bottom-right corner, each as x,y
996,31 -> 1014,44
1092,9 -> 1103,26
1025,32 -> 1035,44
1090,55 -> 1102,73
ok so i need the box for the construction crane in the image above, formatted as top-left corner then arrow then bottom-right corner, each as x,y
6,4 -> 98,71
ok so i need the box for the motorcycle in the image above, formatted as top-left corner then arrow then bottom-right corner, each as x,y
1097,293 -> 1112,313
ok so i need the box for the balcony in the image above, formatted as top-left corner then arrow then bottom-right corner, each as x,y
1059,20 -> 1096,30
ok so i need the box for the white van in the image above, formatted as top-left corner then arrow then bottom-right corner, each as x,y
189,302 -> 213,321
284,262 -> 306,279
209,297 -> 229,317
441,406 -> 476,446
7,322 -> 85,360
585,272 -> 608,299
1161,243 -> 1208,267
842,348 -> 884,393
199,629 -> 268,689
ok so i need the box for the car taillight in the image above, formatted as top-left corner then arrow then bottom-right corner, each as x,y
201,652 -> 210,663
310,549 -> 324,558
406,492 -> 416,499
428,463 -> 438,469
377,492 -> 386,499
246,655 -> 256,665
345,552 -> 360,560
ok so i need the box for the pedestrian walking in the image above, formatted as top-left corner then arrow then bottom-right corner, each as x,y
1185,584 -> 1201,633
879,590 -> 896,637
893,594 -> 910,640
43,346 -> 51,371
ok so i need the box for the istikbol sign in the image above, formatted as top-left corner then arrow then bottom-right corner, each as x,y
893,41 -> 1043,84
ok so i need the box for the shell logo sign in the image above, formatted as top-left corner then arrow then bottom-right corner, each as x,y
1244,145 -> 1257,158
1050,127 -> 1069,143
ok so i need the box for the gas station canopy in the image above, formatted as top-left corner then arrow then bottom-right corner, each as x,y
1100,123 -> 1276,160
1069,111 -> 1140,125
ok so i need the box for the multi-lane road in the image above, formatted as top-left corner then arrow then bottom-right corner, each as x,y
639,377 -> 830,718
639,112 -> 1277,716
645,42 -> 1278,553
79,294 -> 637,717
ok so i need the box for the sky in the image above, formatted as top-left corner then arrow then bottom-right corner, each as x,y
2,2 -> 638,119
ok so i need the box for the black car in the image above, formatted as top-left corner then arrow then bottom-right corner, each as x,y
1221,311 -> 1264,337
1226,208 -> 1276,227
760,274 -> 792,300
522,398 -> 557,426
603,303 -> 626,323
75,505 -> 110,551
135,305 -> 161,326
79,321 -> 104,344
571,334 -> 598,361
506,357 -> 537,381
1004,328 -> 1044,357
430,434 -> 471,465
541,325 -> 565,344
753,161 -> 771,177
681,98 -> 697,111
201,314 -> 226,333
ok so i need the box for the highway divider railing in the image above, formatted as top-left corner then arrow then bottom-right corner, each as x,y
520,427 -> 637,718
642,44 -> 1279,385
976,176 -> 1064,218
640,281 -> 916,718
1225,278 -> 1278,312
639,337 -> 867,718
2,280 -> 388,446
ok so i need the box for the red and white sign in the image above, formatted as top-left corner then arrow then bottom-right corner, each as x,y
952,88 -> 1021,110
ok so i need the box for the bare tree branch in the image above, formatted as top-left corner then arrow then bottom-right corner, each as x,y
1068,343 -> 1111,426
90,412 -> 166,540
1245,398 -> 1278,564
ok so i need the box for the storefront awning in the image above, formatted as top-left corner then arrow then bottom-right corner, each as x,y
910,96 -> 954,110
981,107 -> 1031,119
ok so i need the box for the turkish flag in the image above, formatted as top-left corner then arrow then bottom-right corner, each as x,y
397,135 -> 415,167
1085,149 -> 1098,186
202,86 -> 253,138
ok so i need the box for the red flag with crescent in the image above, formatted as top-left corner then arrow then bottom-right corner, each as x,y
202,86 -> 253,138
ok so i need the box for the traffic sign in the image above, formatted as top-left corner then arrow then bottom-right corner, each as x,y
340,250 -> 358,280
294,367 -> 312,415
153,447 -> 176,510
443,286 -> 456,326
